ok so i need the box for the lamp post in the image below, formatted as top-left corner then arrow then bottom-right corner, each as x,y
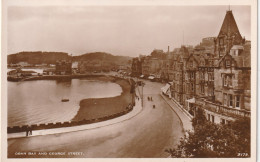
141,81 -> 145,107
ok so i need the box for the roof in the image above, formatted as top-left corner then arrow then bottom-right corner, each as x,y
216,43 -> 251,68
218,10 -> 243,44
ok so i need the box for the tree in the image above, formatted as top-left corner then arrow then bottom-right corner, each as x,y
165,109 -> 250,158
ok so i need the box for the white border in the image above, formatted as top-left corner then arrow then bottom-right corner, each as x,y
1,0 -> 257,162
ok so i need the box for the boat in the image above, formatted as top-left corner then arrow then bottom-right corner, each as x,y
61,99 -> 69,102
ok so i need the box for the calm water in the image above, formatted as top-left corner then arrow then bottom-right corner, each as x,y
8,79 -> 122,127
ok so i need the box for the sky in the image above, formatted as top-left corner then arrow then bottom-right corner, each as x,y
7,5 -> 251,57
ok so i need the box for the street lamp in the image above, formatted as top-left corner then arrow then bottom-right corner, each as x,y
141,82 -> 145,107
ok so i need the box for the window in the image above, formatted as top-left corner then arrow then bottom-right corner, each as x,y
235,96 -> 240,108
191,72 -> 194,79
226,60 -> 231,67
190,61 -> 193,68
229,94 -> 233,107
200,72 -> 204,80
209,73 -> 214,81
223,93 -> 227,106
223,75 -> 232,87
223,76 -> 228,86
228,76 -> 232,87
191,83 -> 194,92
211,115 -> 215,123
209,87 -> 214,96
200,85 -> 204,94
221,119 -> 226,124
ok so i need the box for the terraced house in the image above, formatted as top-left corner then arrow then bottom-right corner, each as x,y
194,9 -> 250,124
130,9 -> 250,124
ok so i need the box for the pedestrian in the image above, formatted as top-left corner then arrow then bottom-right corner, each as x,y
153,105 -> 155,109
151,97 -> 153,101
25,126 -> 29,137
29,126 -> 32,135
147,96 -> 150,101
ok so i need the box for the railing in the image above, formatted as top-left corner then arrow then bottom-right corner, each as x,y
198,99 -> 250,118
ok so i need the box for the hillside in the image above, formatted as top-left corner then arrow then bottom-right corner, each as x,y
73,52 -> 132,65
7,51 -> 132,65
7,51 -> 71,65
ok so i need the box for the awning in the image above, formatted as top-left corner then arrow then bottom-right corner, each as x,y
161,83 -> 171,94
186,98 -> 195,103
148,76 -> 155,80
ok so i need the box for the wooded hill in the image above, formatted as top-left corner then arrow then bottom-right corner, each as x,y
7,51 -> 132,65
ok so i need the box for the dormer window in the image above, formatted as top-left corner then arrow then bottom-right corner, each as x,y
225,60 -> 231,67
190,62 -> 193,68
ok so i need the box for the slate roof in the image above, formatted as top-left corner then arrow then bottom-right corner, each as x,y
218,10 -> 243,45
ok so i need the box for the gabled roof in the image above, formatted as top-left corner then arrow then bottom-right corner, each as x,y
186,54 -> 199,65
217,53 -> 237,68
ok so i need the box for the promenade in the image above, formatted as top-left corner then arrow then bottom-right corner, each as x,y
8,95 -> 142,139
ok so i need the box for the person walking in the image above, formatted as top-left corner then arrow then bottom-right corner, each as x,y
151,97 -> 153,101
25,126 -> 29,137
29,126 -> 32,135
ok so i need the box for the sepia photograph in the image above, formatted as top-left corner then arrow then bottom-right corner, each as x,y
1,0 -> 257,161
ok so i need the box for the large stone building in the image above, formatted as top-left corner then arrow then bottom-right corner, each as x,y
130,9 -> 250,124
194,10 -> 250,124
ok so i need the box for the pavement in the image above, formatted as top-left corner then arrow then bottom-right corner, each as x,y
8,79 -> 192,158
160,94 -> 193,132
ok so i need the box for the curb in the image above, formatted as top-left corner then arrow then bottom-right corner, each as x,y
160,94 -> 192,132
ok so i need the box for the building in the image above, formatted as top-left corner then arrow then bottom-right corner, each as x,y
131,57 -> 143,77
141,57 -> 162,77
183,54 -> 199,115
214,10 -> 245,58
171,46 -> 189,105
194,9 -> 250,124
130,9 -> 251,124
55,60 -> 72,75
43,69 -> 56,75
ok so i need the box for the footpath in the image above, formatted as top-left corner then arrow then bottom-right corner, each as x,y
8,95 -> 142,139
160,94 -> 193,132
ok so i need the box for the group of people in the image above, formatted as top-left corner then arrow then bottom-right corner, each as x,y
26,126 -> 33,136
147,96 -> 156,108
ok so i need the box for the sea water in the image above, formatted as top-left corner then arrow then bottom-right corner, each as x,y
8,79 -> 122,127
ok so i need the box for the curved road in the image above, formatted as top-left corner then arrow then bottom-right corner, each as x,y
8,79 -> 184,158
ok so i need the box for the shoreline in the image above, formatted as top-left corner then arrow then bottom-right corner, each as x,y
7,75 -> 134,133
72,76 -> 132,121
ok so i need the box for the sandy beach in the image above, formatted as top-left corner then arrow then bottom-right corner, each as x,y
72,76 -> 133,121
